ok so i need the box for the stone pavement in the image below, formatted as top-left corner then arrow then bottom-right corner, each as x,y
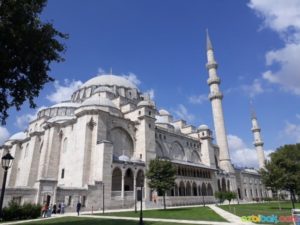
1,204 -> 257,225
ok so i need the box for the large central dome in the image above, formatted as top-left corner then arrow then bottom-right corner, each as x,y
81,75 -> 138,90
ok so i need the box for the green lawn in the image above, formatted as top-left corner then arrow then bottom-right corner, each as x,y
99,206 -> 227,222
219,201 -> 300,225
20,217 -> 204,225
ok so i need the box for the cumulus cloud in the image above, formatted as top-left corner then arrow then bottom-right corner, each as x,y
241,79 -> 265,98
14,106 -> 47,130
122,73 -> 141,86
173,104 -> 195,122
46,79 -> 83,103
282,121 -> 300,142
248,0 -> 300,95
228,134 -> 273,168
0,126 -> 10,145
144,89 -> 155,100
188,94 -> 207,104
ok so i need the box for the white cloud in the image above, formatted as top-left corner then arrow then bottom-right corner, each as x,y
144,89 -> 155,100
188,94 -> 207,104
0,126 -> 10,145
46,79 -> 83,103
227,134 -> 274,168
97,67 -> 106,74
173,104 -> 195,122
14,106 -> 47,130
122,73 -> 141,86
248,0 -> 300,95
282,121 -> 300,142
241,79 -> 265,98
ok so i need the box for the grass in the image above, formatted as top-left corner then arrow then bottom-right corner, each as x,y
19,217 -> 206,225
98,206 -> 227,222
219,201 -> 300,225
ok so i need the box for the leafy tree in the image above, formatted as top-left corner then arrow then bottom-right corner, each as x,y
146,158 -> 176,210
214,191 -> 225,204
260,144 -> 300,208
0,0 -> 68,124
224,191 -> 236,205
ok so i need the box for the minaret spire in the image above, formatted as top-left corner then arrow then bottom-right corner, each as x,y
205,31 -> 234,173
206,29 -> 213,51
250,104 -> 265,169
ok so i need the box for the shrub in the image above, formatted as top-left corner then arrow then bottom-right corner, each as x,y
2,201 -> 42,221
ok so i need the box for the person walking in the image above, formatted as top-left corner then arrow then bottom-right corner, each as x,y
61,202 -> 65,214
76,201 -> 82,216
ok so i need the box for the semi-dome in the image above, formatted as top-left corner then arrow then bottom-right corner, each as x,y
81,75 -> 138,90
9,132 -> 27,141
198,124 -> 209,130
159,109 -> 170,116
81,95 -> 117,108
50,102 -> 80,108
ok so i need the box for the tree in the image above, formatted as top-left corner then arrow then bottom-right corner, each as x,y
146,158 -> 176,210
224,191 -> 236,205
0,0 -> 68,124
214,191 -> 225,204
260,144 -> 300,209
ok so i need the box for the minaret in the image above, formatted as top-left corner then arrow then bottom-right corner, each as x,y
251,106 -> 265,169
205,30 -> 234,173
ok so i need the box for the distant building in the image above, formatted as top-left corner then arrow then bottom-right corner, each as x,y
0,33 -> 268,210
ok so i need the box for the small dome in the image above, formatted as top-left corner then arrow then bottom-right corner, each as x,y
81,75 -> 138,90
118,154 -> 130,161
9,132 -> 27,141
82,95 -> 117,108
198,124 -> 209,130
159,109 -> 170,116
50,102 -> 80,108
137,100 -> 155,108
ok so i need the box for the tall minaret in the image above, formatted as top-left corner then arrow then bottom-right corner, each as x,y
251,106 -> 265,169
205,30 -> 234,173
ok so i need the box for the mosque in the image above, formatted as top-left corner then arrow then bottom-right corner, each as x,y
0,33 -> 268,211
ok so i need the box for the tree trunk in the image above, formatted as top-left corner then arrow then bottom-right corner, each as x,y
290,188 -> 295,209
277,193 -> 281,211
163,192 -> 166,210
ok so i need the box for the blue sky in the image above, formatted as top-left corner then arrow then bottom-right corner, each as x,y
1,0 -> 300,168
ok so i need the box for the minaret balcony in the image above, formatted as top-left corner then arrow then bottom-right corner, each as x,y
251,127 -> 261,132
208,92 -> 223,100
207,77 -> 221,85
254,141 -> 264,147
206,61 -> 218,70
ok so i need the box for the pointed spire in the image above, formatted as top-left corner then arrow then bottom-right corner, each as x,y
206,29 -> 213,51
250,100 -> 257,119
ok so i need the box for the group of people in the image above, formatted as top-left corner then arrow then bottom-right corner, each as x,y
41,202 -> 65,218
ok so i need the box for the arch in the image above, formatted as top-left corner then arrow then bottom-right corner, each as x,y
174,184 -> 179,196
171,141 -> 185,160
109,127 -> 134,158
112,167 -> 122,191
191,151 -> 201,163
124,168 -> 134,191
136,170 -> 144,187
207,183 -> 213,196
198,185 -> 202,196
192,182 -> 197,196
221,178 -> 226,192
227,180 -> 230,191
186,181 -> 192,196
156,141 -> 168,159
201,183 -> 207,196
217,179 -> 221,191
179,181 -> 185,196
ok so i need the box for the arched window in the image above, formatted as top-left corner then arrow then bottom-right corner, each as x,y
112,167 -> 122,191
186,181 -> 191,196
202,183 -> 207,196
179,181 -> 185,196
109,127 -> 134,158
124,168 -> 134,191
192,182 -> 197,196
207,183 -> 213,196
221,178 -> 226,192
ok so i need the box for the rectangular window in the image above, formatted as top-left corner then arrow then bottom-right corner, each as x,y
12,196 -> 22,205
61,169 -> 65,179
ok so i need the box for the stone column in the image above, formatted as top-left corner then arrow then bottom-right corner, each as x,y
121,171 -> 125,199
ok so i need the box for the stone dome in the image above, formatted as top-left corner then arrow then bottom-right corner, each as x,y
159,109 -> 170,116
9,132 -> 27,141
137,100 -> 155,108
198,124 -> 209,130
81,95 -> 117,108
50,102 -> 80,108
81,75 -> 138,90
